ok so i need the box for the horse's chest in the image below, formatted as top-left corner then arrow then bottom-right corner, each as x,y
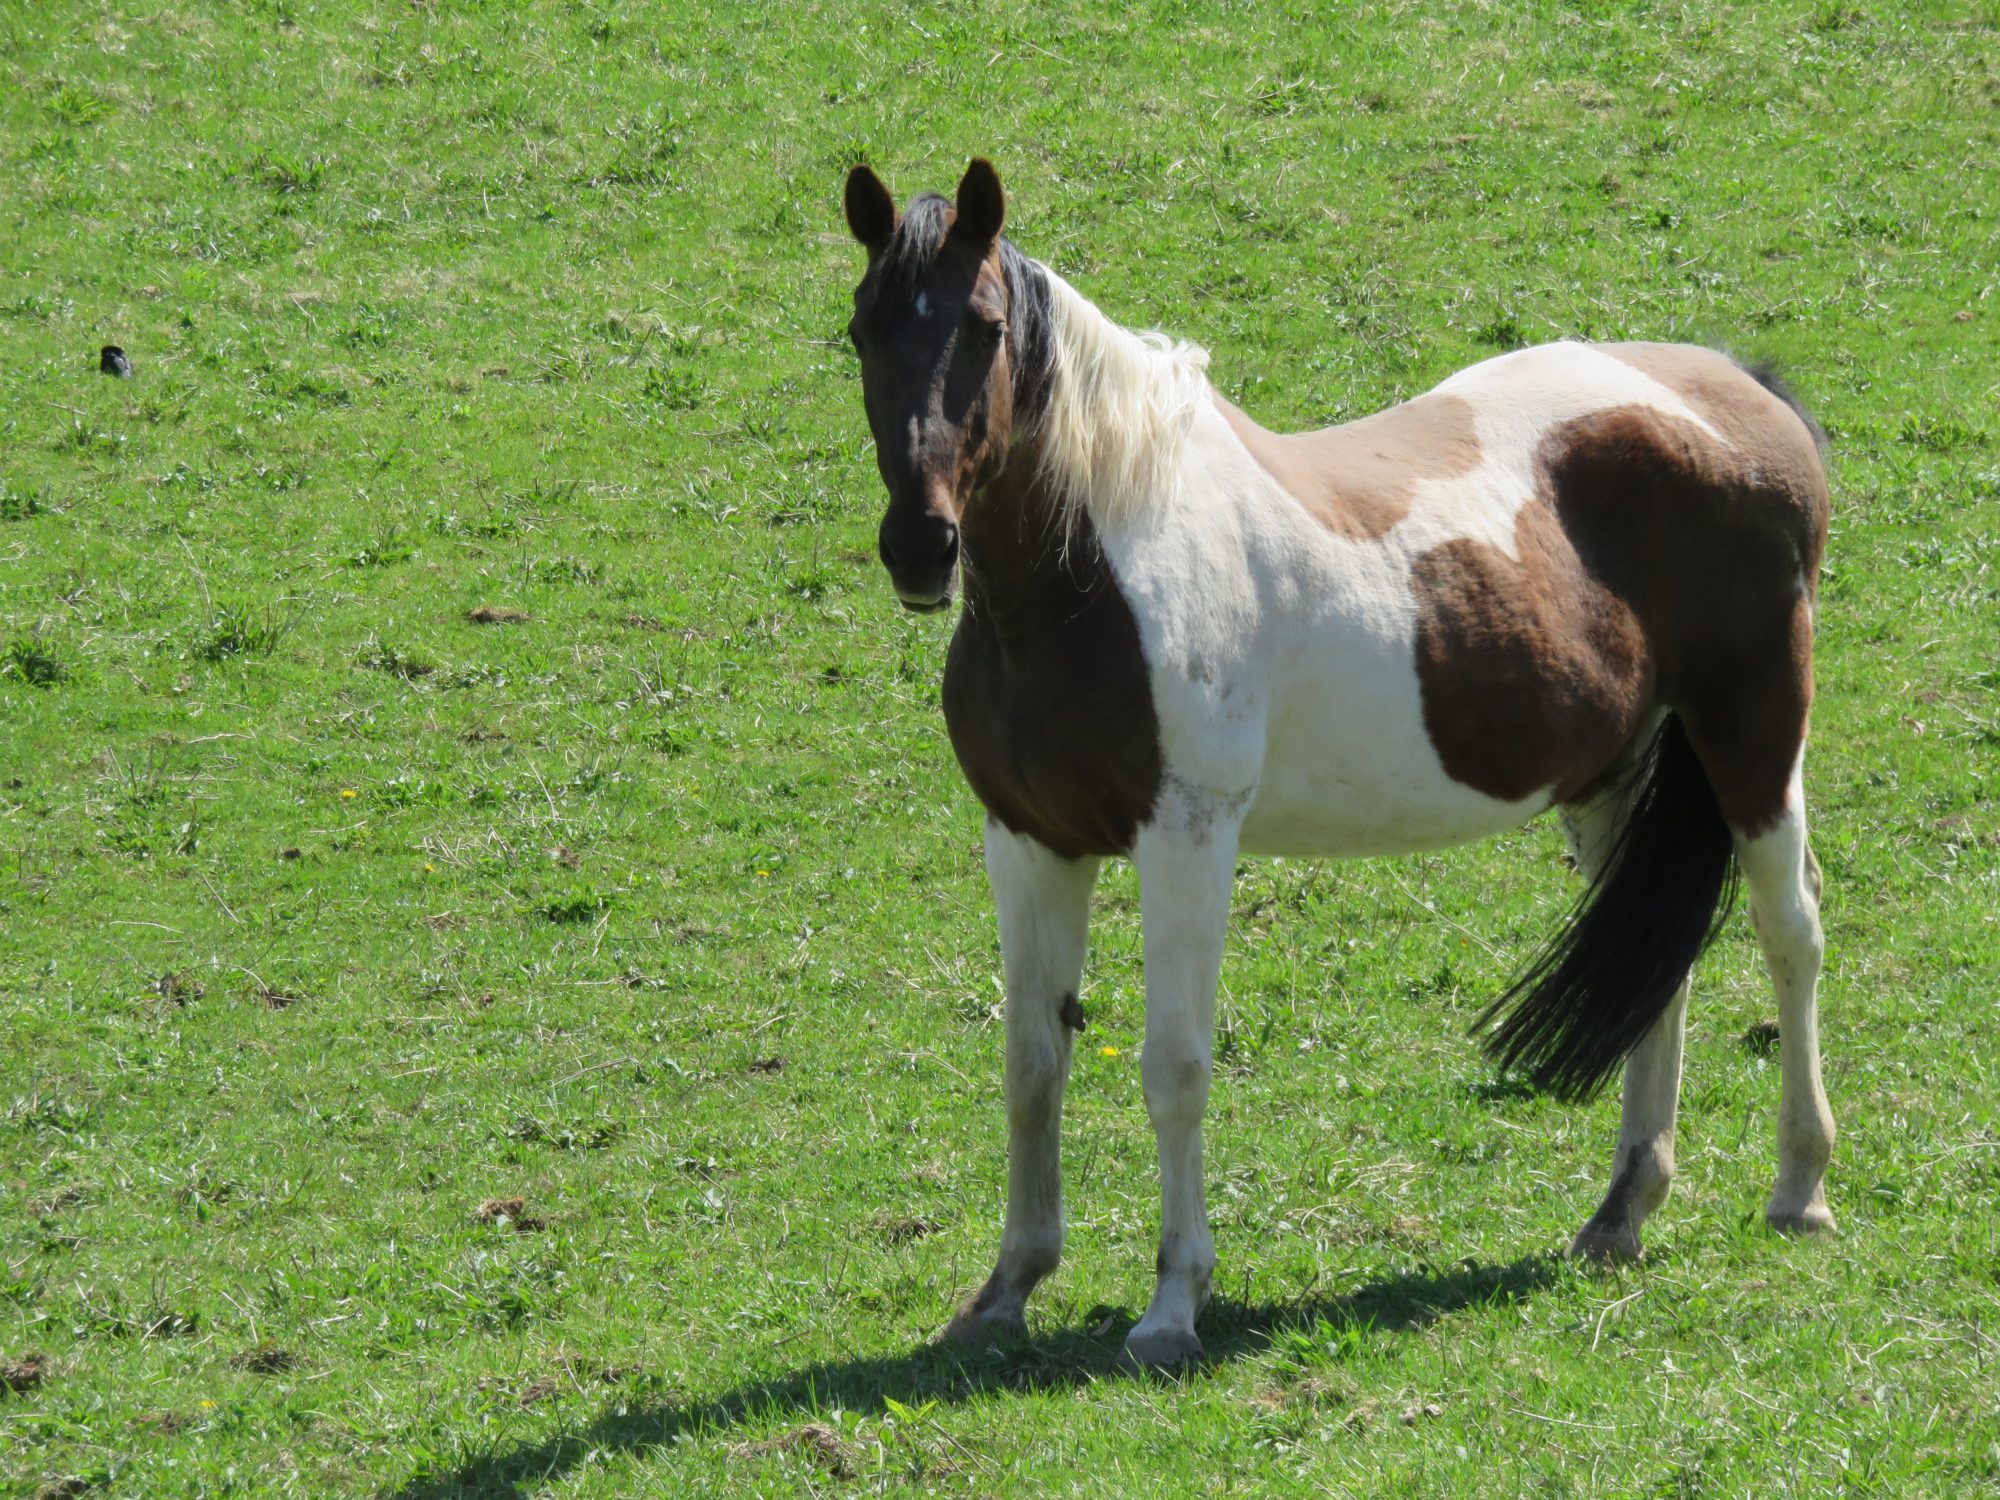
941,589 -> 1163,861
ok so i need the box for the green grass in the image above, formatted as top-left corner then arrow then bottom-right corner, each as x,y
2,1 -> 1997,1495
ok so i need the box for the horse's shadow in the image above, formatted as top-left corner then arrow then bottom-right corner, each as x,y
389,1253 -> 1557,1498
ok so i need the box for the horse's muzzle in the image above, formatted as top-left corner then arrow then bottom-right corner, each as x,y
880,514 -> 959,614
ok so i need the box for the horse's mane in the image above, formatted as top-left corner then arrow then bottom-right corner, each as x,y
1029,268 -> 1211,534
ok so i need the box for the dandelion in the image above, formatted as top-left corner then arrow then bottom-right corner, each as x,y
1099,1046 -> 1120,1058
424,863 -> 436,872
755,869 -> 770,878
339,789 -> 357,800
200,1399 -> 215,1409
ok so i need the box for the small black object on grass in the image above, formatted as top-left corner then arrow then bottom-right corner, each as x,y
100,345 -> 131,377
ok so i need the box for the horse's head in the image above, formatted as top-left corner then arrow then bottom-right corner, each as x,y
844,158 -> 1022,613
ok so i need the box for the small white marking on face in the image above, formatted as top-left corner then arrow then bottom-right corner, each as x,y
915,291 -> 931,318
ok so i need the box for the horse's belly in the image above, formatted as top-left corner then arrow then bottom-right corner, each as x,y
1236,673 -> 1551,858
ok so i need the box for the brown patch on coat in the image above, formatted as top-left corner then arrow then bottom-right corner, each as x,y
1603,343 -> 1829,505
1215,390 -> 1482,540
943,457 -> 1162,860
1058,991 -> 1086,1031
1411,359 -> 1827,835
1412,498 -> 1650,804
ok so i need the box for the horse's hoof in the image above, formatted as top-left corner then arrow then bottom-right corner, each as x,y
1567,1218 -> 1643,1264
1122,1323 -> 1205,1369
939,1301 -> 1026,1347
1766,1200 -> 1836,1237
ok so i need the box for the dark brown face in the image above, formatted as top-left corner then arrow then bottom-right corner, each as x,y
845,160 -> 1015,613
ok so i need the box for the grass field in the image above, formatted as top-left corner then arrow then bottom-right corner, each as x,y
3,1 -> 1997,1494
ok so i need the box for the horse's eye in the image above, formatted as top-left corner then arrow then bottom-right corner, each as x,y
981,319 -> 1007,348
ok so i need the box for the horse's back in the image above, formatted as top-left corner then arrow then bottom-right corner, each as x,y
1141,340 -> 1830,852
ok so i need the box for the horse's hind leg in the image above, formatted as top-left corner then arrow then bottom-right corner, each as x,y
942,825 -> 1100,1345
1732,760 -> 1836,1235
1563,775 -> 1690,1262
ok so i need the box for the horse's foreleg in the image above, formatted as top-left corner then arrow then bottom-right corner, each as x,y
942,825 -> 1100,1345
1125,811 -> 1238,1367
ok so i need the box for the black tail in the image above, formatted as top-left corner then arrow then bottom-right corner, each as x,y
1476,717 -> 1739,1103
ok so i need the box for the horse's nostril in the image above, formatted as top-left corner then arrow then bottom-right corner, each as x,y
880,517 -> 958,580
878,526 -> 903,573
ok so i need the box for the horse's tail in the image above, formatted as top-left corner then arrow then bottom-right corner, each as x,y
1476,716 -> 1738,1103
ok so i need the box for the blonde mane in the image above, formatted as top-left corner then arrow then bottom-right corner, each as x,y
1026,269 -> 1211,533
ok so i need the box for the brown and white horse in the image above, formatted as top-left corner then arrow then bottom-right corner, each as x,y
844,159 -> 1835,1367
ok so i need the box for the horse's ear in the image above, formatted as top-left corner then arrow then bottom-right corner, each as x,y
845,165 -> 898,252
953,158 -> 1005,248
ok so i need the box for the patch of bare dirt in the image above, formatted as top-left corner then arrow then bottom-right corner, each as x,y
747,1056 -> 785,1075
33,1479 -> 95,1500
1743,1019 -> 1782,1057
2,1352 -> 48,1393
1383,1214 -> 1435,1246
276,846 -> 302,861
31,1186 -> 87,1217
479,1352 -> 635,1408
229,1343 -> 300,1375
475,1198 -> 548,1233
728,1423 -> 856,1479
154,972 -> 203,1006
870,1213 -> 942,1245
467,605 -> 531,625
255,984 -> 304,1010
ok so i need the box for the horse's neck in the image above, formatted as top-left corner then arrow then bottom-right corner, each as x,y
959,447 -> 1107,647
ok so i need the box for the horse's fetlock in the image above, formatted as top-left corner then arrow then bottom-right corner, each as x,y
1624,1140 -> 1676,1212
1000,1230 -> 1063,1284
